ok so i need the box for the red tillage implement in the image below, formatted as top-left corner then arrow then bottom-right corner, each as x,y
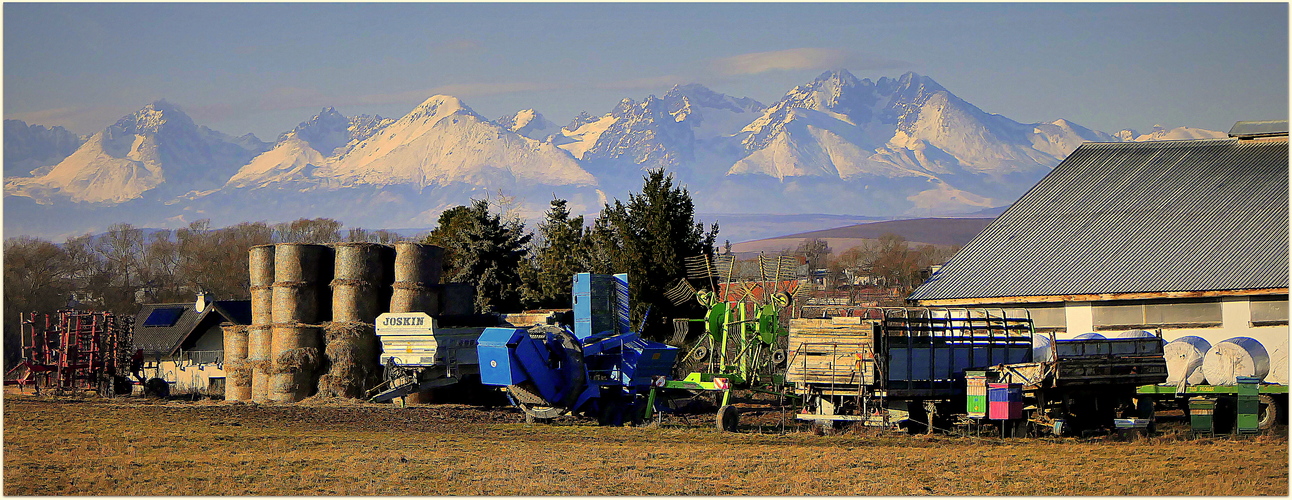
4,310 -> 134,396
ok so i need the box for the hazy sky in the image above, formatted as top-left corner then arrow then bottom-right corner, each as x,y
5,3 -> 1287,140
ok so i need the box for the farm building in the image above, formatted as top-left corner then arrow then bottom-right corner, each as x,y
133,294 -> 251,395
908,120 -> 1289,350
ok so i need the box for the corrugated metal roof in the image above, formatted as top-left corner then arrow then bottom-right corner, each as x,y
132,300 -> 251,355
909,137 -> 1289,302
1229,120 -> 1289,139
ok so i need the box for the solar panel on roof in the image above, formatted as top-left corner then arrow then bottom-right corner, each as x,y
143,307 -> 185,327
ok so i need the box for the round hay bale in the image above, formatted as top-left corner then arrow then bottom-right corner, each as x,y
222,324 -> 250,362
271,282 -> 320,324
271,324 -> 322,356
393,242 -> 443,285
333,242 -> 392,282
273,347 -> 323,374
390,283 -> 440,314
267,371 -> 315,402
331,281 -> 379,323
250,286 -> 273,325
249,244 -> 276,287
224,361 -> 254,401
273,243 -> 329,283
251,359 -> 272,402
320,322 -> 380,399
247,325 -> 273,361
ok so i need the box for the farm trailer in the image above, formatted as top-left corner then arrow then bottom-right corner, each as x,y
784,309 -> 1168,436
1136,379 -> 1287,435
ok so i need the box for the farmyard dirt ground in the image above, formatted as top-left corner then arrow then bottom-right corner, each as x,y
3,393 -> 1287,495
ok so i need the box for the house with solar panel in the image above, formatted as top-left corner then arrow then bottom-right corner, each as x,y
908,121 -> 1289,351
133,293 -> 251,396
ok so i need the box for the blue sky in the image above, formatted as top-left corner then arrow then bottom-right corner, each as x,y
5,3 -> 1287,140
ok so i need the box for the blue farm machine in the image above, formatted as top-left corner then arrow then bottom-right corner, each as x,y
477,273 -> 679,425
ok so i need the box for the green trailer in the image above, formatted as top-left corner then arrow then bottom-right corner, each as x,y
1136,381 -> 1287,434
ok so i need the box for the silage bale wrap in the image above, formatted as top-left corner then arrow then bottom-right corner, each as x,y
317,321 -> 381,399
1202,336 -> 1270,386
1164,336 -> 1212,386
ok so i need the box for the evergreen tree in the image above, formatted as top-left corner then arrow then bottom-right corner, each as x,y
522,198 -> 587,308
424,200 -> 532,314
588,169 -> 718,340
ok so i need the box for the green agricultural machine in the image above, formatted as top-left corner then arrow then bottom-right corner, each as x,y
651,254 -> 805,430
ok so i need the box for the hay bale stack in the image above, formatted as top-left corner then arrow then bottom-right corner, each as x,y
268,323 -> 323,402
247,325 -> 273,402
272,243 -> 332,324
249,244 -> 276,325
331,243 -> 394,323
222,324 -> 252,401
317,322 -> 381,399
390,243 -> 443,314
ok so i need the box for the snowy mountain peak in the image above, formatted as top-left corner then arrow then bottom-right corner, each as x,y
496,109 -> 560,141
111,99 -> 196,136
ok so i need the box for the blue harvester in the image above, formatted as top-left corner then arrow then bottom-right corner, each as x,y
477,273 -> 678,424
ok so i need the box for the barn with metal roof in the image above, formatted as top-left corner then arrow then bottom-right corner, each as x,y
909,121 -> 1289,349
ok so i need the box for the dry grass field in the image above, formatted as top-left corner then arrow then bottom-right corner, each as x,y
3,393 -> 1287,496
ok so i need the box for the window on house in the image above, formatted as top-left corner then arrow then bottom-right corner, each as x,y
1250,296 -> 1289,325
1092,300 -> 1221,329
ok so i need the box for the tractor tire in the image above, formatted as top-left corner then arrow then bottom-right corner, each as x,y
717,405 -> 740,432
1258,394 -> 1278,430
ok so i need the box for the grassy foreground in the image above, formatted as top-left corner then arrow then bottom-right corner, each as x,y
3,394 -> 1287,496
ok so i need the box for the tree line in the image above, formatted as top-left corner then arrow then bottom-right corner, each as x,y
3,170 -> 717,368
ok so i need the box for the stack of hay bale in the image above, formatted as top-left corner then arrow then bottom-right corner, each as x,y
390,242 -> 444,404
232,240 -> 480,404
268,243 -> 332,402
390,242 -> 444,314
241,244 -> 276,402
319,243 -> 395,398
221,323 -> 251,401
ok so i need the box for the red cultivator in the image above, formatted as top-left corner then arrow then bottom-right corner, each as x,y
5,310 -> 134,396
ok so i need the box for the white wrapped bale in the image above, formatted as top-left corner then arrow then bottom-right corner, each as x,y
1164,336 -> 1211,385
1265,339 -> 1288,385
1031,333 -> 1054,362
1070,332 -> 1105,340
1107,329 -> 1156,339
1202,337 -> 1270,386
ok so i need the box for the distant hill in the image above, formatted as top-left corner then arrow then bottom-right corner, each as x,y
729,217 -> 995,257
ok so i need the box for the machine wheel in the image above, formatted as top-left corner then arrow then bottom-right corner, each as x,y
770,348 -> 787,365
144,378 -> 170,399
717,405 -> 740,432
519,402 -> 564,422
1258,394 -> 1277,430
113,375 -> 133,395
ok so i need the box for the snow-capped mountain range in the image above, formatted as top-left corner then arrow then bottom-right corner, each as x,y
4,70 -> 1226,239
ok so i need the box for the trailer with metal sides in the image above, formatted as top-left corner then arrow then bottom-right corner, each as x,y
785,308 -> 1034,432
